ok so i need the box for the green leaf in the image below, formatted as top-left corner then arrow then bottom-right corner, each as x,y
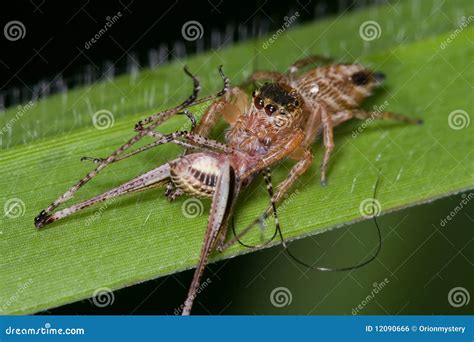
1,0 -> 473,314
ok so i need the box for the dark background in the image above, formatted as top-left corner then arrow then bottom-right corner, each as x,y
1,0 -> 472,315
1,0 -> 366,108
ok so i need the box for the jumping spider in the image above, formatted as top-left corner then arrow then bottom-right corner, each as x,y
35,56 -> 421,315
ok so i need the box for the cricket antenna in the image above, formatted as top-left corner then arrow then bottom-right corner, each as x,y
231,170 -> 383,272
231,215 -> 278,249
281,170 -> 383,272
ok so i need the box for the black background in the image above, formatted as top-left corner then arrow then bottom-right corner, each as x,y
1,0 -> 358,107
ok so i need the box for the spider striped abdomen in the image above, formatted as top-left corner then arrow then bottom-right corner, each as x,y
294,64 -> 380,113
169,153 -> 221,198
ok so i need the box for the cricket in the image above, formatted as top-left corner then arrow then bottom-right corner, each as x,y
34,55 -> 421,315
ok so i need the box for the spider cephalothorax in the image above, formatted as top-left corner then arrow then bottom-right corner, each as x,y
252,82 -> 304,129
225,82 -> 305,156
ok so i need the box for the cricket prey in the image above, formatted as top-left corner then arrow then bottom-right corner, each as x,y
34,56 -> 421,315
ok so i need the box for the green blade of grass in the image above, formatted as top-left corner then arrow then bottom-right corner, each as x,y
1,1 -> 473,314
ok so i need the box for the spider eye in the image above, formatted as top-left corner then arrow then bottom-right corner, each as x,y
252,90 -> 257,98
265,104 -> 277,116
254,96 -> 264,109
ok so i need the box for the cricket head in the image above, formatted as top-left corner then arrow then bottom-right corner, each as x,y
251,82 -> 304,130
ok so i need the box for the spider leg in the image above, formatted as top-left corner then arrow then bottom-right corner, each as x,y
350,109 -> 423,125
241,71 -> 290,88
300,104 -> 336,187
287,55 -> 333,81
193,86 -> 248,136
301,105 -> 323,148
240,129 -> 305,180
303,107 -> 421,186
302,107 -> 365,148
262,168 -> 285,247
34,162 -> 173,228
223,136 -> 306,247
219,149 -> 313,252
182,159 -> 239,315
221,168 -> 283,251
320,106 -> 334,186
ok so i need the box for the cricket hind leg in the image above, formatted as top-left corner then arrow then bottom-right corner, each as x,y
181,159 -> 239,315
37,67 -> 205,220
35,162 -> 173,229
36,66 -> 230,222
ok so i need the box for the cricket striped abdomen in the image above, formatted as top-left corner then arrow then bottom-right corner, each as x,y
169,153 -> 221,198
